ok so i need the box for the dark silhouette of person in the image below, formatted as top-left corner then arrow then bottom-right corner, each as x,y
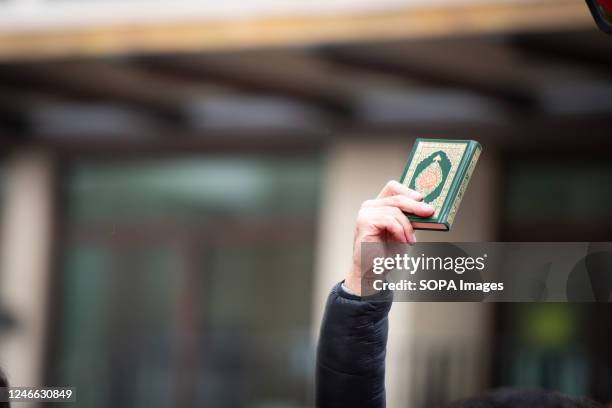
0,368 -> 9,408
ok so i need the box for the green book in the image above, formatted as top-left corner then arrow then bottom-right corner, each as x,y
399,138 -> 482,231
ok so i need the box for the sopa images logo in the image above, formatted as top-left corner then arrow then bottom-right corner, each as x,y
586,0 -> 612,34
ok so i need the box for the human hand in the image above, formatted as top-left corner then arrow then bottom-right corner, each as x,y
344,181 -> 434,295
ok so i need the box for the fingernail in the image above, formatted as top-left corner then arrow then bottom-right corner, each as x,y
414,193 -> 424,201
410,233 -> 417,244
421,203 -> 434,211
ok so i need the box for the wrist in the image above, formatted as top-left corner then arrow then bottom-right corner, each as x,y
343,274 -> 362,296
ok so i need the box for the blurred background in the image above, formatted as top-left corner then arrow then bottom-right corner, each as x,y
0,0 -> 611,407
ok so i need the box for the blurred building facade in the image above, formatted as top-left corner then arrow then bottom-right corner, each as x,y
0,1 -> 612,407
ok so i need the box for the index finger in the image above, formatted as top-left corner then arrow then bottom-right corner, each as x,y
377,180 -> 423,201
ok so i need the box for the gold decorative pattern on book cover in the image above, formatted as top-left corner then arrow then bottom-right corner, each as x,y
402,141 -> 468,218
446,147 -> 480,226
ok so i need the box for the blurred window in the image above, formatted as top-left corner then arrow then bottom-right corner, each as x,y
50,155 -> 322,408
496,155 -> 612,402
503,156 -> 612,241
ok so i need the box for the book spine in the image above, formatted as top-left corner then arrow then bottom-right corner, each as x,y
445,145 -> 481,227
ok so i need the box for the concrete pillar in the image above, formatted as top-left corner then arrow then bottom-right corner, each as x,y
0,149 -> 55,407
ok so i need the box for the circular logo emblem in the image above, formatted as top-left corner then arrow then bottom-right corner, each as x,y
415,157 -> 443,195
409,151 -> 452,203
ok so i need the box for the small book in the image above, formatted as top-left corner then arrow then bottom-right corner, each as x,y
400,138 -> 482,231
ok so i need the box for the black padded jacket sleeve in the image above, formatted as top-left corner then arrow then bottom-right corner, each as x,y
316,281 -> 393,408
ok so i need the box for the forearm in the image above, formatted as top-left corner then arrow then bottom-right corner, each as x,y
315,282 -> 393,408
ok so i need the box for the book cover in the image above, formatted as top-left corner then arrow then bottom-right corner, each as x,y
399,138 -> 482,231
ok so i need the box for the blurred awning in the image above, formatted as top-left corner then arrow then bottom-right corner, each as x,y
0,0 -> 595,61
0,29 -> 610,153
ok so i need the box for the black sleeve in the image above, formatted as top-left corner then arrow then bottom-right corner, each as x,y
315,281 -> 393,408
